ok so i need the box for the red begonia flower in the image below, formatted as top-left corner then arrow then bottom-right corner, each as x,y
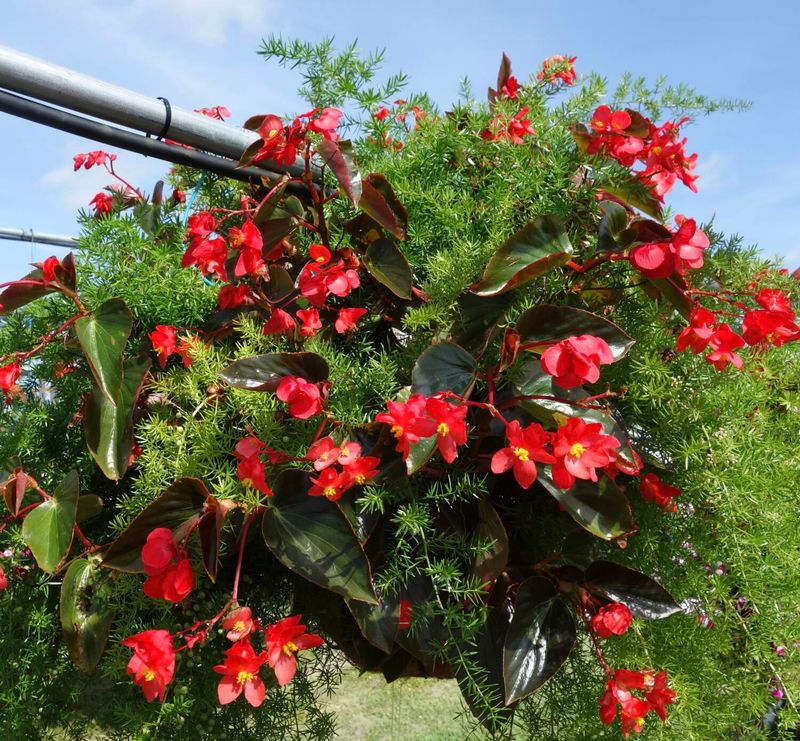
0,362 -> 22,399
676,307 -> 717,354
374,106 -> 390,120
229,220 -> 265,278
309,467 -> 352,501
599,669 -> 675,735
755,288 -> 794,316
141,528 -> 194,603
742,309 -> 799,347
591,603 -> 633,638
148,325 -> 178,369
501,75 -> 520,99
121,629 -> 175,703
309,244 -> 331,264
186,211 -> 216,241
540,335 -> 614,389
425,397 -> 468,463
223,606 -> 254,642
551,417 -> 620,490
181,235 -> 228,281
217,283 -> 253,310
591,106 -> 631,134
308,107 -> 343,141
0,566 -> 7,591
670,215 -> 709,272
233,436 -> 273,496
491,420 -> 555,489
265,615 -> 324,687
705,323 -> 745,370
213,639 -> 268,707
536,55 -> 577,86
276,376 -> 323,419
263,308 -> 297,336
89,192 -> 114,216
306,436 -> 340,471
375,394 -> 438,460
344,455 -> 380,485
640,473 -> 681,512
629,242 -> 674,279
335,307 -> 368,334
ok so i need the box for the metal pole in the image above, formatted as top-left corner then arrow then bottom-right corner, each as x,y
0,45 -> 309,178
0,227 -> 77,249
0,89 -> 310,193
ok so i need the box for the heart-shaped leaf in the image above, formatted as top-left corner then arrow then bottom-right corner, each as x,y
60,557 -> 115,673
411,342 -> 477,397
220,352 -> 329,392
262,469 -> 378,604
503,576 -> 576,704
102,477 -> 211,571
596,201 -> 630,253
358,174 -> 408,241
21,470 -> 80,573
515,305 -> 635,361
471,215 -> 573,296
537,469 -> 636,541
584,560 -> 681,619
450,291 -> 513,354
84,356 -> 150,481
346,593 -> 399,653
76,298 -> 133,403
316,139 -> 362,205
0,266 -> 55,315
363,238 -> 413,300
602,176 -> 663,220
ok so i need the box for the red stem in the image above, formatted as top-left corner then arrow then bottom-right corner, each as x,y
231,513 -> 254,603
0,314 -> 83,365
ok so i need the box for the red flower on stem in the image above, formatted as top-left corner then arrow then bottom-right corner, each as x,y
551,417 -> 620,490
676,307 -> 717,354
223,606 -> 255,642
263,308 -> 297,336
705,323 -> 745,371
375,394 -> 438,460
0,362 -> 22,401
491,420 -> 555,489
121,629 -> 176,703
335,307 -> 368,334
276,376 -> 323,419
599,669 -> 676,736
309,467 -> 352,501
540,335 -> 614,389
228,220 -> 264,278
537,55 -> 577,86
89,192 -> 114,216
425,397 -> 468,463
640,473 -> 681,512
213,639 -> 268,707
265,614 -> 324,687
148,325 -> 178,369
296,308 -> 322,338
182,235 -> 228,281
0,566 -> 7,591
141,528 -> 194,603
591,603 -> 633,638
233,436 -> 273,496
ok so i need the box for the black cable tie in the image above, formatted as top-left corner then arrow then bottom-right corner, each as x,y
151,96 -> 172,141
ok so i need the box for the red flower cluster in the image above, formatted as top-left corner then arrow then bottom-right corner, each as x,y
591,602 -> 633,638
552,417 -> 620,490
536,55 -> 577,86
629,215 -> 709,279
585,107 -> 698,200
639,473 -> 681,512
228,220 -> 265,278
249,107 -> 342,168
481,106 -> 536,144
121,629 -> 176,703
276,376 -> 324,419
141,527 -> 194,603
491,420 -> 555,489
540,335 -> 614,388
501,75 -> 520,100
89,192 -> 115,216
298,245 -> 361,306
148,324 -> 195,368
265,615 -> 324,687
742,288 -> 799,346
233,435 -> 273,496
599,669 -> 676,736
376,395 -> 468,463
73,150 -> 115,171
307,436 -> 379,501
182,211 -> 228,281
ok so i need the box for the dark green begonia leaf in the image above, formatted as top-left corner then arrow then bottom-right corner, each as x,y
596,201 -> 630,253
220,352 -> 329,392
503,576 -> 576,704
76,494 -> 104,524
346,592 -> 399,654
537,469 -> 636,541
584,560 -> 681,619
76,297 -> 133,403
358,174 -> 408,241
363,238 -> 413,300
471,215 -> 573,296
450,291 -> 513,354
60,557 -> 115,674
316,139 -> 362,205
411,342 -> 477,397
262,469 -> 378,604
21,469 -> 80,574
515,304 -> 635,361
198,498 -> 236,583
472,499 -> 509,585
84,356 -> 150,481
102,477 -> 211,572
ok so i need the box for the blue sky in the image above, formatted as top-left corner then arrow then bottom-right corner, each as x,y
1,1 -> 798,283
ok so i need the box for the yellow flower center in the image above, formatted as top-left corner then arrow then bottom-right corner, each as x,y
233,620 -> 245,633
355,473 -> 366,485
323,487 -> 337,499
340,446 -> 350,457
436,422 -> 450,437
513,447 -> 529,461
569,442 -> 585,458
143,669 -> 156,682
390,424 -> 404,439
236,671 -> 254,686
282,641 -> 298,657
267,129 -> 278,139
319,452 -> 329,461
